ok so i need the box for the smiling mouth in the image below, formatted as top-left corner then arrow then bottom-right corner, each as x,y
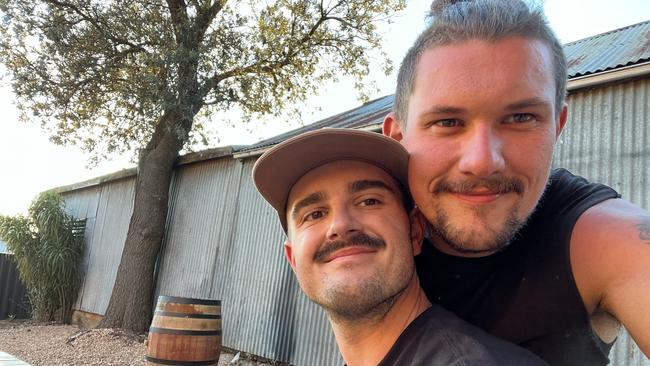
452,190 -> 505,204
433,177 -> 525,200
324,247 -> 378,263
314,233 -> 386,263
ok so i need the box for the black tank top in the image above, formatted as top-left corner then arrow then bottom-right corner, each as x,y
416,168 -> 620,366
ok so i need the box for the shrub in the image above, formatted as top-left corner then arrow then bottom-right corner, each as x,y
0,191 -> 84,322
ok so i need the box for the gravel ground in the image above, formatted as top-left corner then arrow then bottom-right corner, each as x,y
0,320 -> 278,366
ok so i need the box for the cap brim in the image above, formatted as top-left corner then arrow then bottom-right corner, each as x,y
252,128 -> 409,232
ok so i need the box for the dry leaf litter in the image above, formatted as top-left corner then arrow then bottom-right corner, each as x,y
0,320 -> 276,366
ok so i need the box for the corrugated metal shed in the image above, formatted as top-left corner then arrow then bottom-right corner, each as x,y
155,158 -> 245,300
63,178 -> 135,315
565,20 -> 650,78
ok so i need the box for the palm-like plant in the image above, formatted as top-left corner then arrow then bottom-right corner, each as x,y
0,192 -> 84,322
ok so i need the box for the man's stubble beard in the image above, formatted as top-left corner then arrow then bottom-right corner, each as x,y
426,175 -> 535,255
429,202 -> 526,255
321,268 -> 413,325
309,233 -> 415,325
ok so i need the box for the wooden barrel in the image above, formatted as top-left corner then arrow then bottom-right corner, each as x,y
146,296 -> 222,365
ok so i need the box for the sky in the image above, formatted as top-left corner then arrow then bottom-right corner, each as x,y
1,0 -> 649,216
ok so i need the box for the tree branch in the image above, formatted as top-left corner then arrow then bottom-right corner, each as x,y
44,0 -> 148,52
190,0 -> 227,46
165,0 -> 189,44
197,1 -> 340,102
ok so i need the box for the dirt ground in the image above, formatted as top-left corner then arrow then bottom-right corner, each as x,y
0,319 -> 278,366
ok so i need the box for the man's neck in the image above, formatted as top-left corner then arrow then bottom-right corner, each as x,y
330,277 -> 431,366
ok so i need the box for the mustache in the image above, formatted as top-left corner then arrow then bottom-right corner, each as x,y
313,232 -> 386,263
433,176 -> 525,195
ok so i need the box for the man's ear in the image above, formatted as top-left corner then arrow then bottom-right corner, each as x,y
383,112 -> 404,141
284,240 -> 297,272
409,207 -> 425,256
556,103 -> 568,139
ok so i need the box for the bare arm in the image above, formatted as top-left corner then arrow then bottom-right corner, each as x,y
571,198 -> 650,356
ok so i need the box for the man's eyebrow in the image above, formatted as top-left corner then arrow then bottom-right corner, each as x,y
417,98 -> 552,117
290,192 -> 325,219
505,98 -> 552,111
349,180 -> 396,194
418,105 -> 466,117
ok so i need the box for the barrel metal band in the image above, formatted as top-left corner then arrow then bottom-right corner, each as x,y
154,311 -> 221,319
144,355 -> 218,365
149,327 -> 222,336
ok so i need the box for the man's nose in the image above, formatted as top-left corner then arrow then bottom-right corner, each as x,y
458,124 -> 506,177
326,206 -> 362,240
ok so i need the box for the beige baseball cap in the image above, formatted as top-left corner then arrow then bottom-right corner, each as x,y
252,128 -> 409,232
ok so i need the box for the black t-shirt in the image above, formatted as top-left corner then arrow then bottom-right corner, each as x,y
417,169 -> 621,366
378,305 -> 547,365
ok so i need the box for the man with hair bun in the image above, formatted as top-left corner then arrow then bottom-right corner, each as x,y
383,0 -> 650,365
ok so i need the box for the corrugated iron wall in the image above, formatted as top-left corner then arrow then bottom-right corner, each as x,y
0,253 -> 30,319
554,77 -> 650,366
63,186 -> 101,311
155,158 -> 243,299
556,78 -> 650,199
63,178 -> 135,315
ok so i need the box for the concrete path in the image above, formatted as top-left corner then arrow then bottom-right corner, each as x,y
0,351 -> 30,365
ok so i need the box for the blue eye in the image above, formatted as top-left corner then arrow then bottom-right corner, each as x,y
434,119 -> 461,127
505,113 -> 537,123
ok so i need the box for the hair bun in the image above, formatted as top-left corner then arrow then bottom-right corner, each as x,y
430,0 -> 470,15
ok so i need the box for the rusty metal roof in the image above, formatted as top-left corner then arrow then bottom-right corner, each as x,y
565,20 -> 650,78
235,20 -> 650,154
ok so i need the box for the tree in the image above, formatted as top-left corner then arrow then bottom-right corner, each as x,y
0,0 -> 406,332
0,192 -> 85,322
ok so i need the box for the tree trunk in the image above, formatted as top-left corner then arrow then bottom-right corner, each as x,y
99,109 -> 190,332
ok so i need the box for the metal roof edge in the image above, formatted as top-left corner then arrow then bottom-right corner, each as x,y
568,61 -> 650,91
51,167 -> 138,194
176,146 -> 235,165
235,94 -> 394,154
232,123 -> 383,160
52,146 -> 238,194
564,19 -> 650,47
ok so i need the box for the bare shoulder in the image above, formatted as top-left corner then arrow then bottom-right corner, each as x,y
571,198 -> 650,353
572,198 -> 650,255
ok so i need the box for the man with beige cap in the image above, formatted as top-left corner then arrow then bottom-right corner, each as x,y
253,128 -> 546,365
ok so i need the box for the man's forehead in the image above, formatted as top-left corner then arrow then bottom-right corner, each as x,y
415,37 -> 554,81
408,38 -> 556,116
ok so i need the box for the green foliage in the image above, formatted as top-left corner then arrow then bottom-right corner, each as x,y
0,191 -> 85,323
0,0 -> 406,163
